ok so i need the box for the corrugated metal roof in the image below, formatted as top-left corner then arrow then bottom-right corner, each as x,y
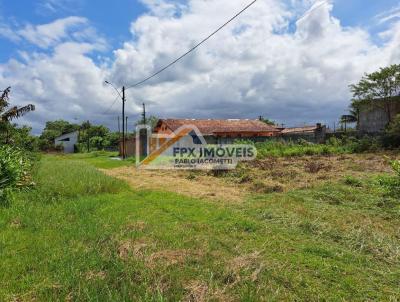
281,126 -> 319,134
157,119 -> 280,135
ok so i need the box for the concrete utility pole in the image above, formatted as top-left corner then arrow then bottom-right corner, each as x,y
142,103 -> 146,125
105,81 -> 126,159
122,86 -> 126,159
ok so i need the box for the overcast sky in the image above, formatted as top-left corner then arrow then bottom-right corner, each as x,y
1,0 -> 400,133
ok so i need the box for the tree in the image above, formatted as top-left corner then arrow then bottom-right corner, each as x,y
1,87 -> 35,122
260,118 -> 276,126
349,64 -> 400,123
39,120 -> 79,151
0,87 -> 36,145
135,115 -> 159,131
340,107 -> 359,132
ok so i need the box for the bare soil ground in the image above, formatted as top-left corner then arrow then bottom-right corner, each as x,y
103,153 -> 396,202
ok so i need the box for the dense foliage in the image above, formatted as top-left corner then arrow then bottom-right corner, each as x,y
0,146 -> 32,204
349,64 -> 400,122
39,120 -> 121,152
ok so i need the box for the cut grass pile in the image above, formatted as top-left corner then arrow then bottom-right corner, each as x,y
0,155 -> 399,301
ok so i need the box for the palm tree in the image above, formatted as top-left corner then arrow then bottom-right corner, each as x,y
1,87 -> 35,143
340,109 -> 359,132
1,87 -> 35,122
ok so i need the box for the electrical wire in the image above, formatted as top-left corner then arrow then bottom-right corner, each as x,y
102,93 -> 121,115
103,0 -> 328,113
125,0 -> 258,90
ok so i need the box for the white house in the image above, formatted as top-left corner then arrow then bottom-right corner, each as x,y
54,131 -> 78,153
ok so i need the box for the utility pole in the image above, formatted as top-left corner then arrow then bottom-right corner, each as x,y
118,116 -> 121,137
104,81 -> 125,159
142,103 -> 146,125
122,86 -> 126,159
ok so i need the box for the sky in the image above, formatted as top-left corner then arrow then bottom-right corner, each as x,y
1,0 -> 400,133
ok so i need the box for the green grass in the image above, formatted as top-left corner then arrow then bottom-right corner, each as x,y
49,151 -> 136,169
255,141 -> 352,158
0,156 -> 399,301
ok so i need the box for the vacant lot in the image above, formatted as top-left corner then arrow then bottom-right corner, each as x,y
0,153 -> 399,301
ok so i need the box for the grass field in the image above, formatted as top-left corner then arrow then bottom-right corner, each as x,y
0,153 -> 399,301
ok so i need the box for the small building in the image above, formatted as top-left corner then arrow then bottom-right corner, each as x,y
280,123 -> 326,143
54,131 -> 78,153
358,97 -> 400,133
154,119 -> 280,144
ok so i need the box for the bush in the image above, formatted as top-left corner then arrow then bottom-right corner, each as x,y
383,114 -> 400,148
377,159 -> 400,198
343,176 -> 363,187
0,146 -> 32,205
390,159 -> 400,177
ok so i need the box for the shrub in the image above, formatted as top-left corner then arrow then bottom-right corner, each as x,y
0,146 -> 32,205
391,159 -> 400,177
377,159 -> 400,198
383,114 -> 400,148
350,136 -> 381,153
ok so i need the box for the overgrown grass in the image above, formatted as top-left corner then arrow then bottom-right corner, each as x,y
0,155 -> 399,301
29,156 -> 128,202
254,136 -> 384,158
255,140 -> 350,157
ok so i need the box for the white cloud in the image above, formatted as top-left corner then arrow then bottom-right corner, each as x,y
17,16 -> 91,48
109,0 -> 400,126
36,0 -> 83,15
1,0 -> 400,133
375,4 -> 400,25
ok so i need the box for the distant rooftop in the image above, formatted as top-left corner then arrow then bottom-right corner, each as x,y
155,119 -> 280,135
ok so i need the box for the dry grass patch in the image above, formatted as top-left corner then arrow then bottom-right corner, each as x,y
146,249 -> 203,268
224,251 -> 264,286
85,271 -> 106,281
103,167 -> 245,202
184,280 -> 209,302
102,154 -> 397,202
117,239 -> 148,260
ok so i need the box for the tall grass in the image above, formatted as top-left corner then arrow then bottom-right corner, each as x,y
254,136 -> 383,158
30,157 -> 128,202
255,140 -> 350,158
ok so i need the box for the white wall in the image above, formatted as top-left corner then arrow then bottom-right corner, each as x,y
54,132 -> 78,153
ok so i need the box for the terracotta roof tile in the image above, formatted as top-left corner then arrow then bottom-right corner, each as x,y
157,119 -> 279,135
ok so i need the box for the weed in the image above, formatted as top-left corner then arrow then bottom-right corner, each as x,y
343,176 -> 363,187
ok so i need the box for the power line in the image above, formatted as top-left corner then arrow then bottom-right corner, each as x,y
103,0 -> 327,114
125,0 -> 258,90
102,93 -> 120,115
